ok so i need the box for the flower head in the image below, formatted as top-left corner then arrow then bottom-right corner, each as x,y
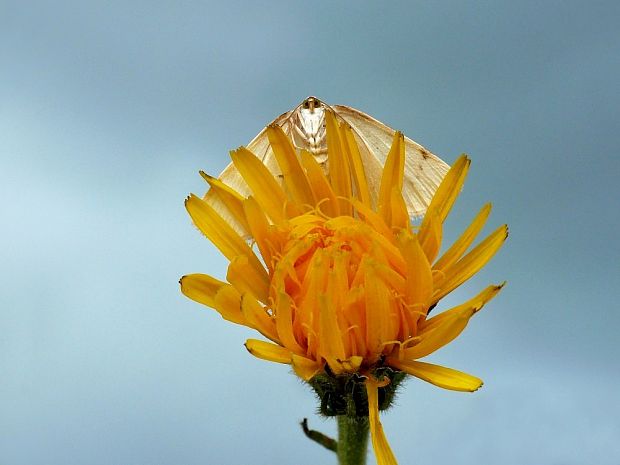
181,111 -> 507,464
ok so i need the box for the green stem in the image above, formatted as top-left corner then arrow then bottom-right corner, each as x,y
337,415 -> 369,465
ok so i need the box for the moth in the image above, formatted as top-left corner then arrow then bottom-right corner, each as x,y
204,96 -> 449,234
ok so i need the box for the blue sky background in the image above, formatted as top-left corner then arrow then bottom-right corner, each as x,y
2,1 -> 619,464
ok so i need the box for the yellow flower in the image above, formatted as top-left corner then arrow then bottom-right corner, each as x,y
181,111 -> 507,465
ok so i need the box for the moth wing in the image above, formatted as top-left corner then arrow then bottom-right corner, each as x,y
203,110 -> 294,236
332,104 -> 449,217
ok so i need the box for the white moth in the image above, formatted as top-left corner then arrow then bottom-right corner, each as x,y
204,96 -> 449,233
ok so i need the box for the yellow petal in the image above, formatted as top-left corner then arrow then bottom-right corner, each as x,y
433,224 -> 508,302
300,149 -> 340,217
266,125 -> 315,207
325,110 -> 352,215
325,218 -> 404,275
419,154 -> 469,237
180,274 -> 246,325
227,255 -> 270,303
372,260 -> 405,295
213,284 -> 246,325
291,353 -> 322,380
341,122 -> 372,207
378,132 -> 405,225
275,292 -> 305,355
185,194 -> 264,277
418,211 -> 442,263
403,283 -> 504,359
240,294 -> 279,343
243,196 -> 275,271
390,186 -> 410,230
329,252 -> 354,357
200,171 -> 250,233
230,147 -> 290,222
434,203 -> 492,271
179,273 -> 224,309
364,265 -> 391,355
420,283 -> 504,333
351,199 -> 394,242
340,355 -> 363,372
388,359 -> 483,392
366,377 -> 398,465
318,293 -> 346,363
399,232 -> 433,310
245,339 -> 292,364
409,312 -> 474,360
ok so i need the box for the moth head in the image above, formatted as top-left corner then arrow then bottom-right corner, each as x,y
301,96 -> 323,113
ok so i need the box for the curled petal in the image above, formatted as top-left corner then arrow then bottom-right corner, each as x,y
241,294 -> 279,343
227,255 -> 270,303
244,339 -> 291,364
185,194 -> 265,279
179,273 -> 224,309
180,274 -> 245,325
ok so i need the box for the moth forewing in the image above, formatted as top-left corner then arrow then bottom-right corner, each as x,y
331,104 -> 449,217
203,96 -> 449,236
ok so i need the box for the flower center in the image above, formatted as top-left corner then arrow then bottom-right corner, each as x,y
269,213 -> 412,367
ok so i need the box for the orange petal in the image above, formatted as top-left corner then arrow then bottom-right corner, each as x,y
364,265 -> 392,355
318,293 -> 346,364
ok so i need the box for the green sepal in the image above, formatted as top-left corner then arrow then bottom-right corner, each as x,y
307,366 -> 407,417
